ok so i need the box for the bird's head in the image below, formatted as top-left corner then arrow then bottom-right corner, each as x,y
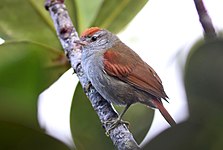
77,27 -> 117,50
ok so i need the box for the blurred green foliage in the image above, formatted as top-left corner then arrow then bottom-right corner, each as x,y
0,122 -> 70,150
0,0 -> 149,149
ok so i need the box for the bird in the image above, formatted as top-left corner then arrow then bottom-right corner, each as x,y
76,27 -> 176,132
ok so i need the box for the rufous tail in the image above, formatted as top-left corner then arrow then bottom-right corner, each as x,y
152,99 -> 176,127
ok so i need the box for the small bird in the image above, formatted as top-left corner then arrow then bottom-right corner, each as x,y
77,27 -> 176,131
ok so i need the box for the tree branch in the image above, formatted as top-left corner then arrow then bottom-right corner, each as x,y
194,0 -> 217,39
44,0 -> 140,149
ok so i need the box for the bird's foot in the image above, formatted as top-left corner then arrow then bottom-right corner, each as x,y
84,82 -> 92,93
104,118 -> 129,136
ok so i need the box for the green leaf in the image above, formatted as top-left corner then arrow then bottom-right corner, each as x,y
143,38 -> 223,150
73,0 -> 104,33
70,83 -> 114,150
92,0 -> 148,33
115,104 -> 154,144
65,0 -> 80,33
0,41 -> 69,90
0,0 -> 60,48
0,41 -> 69,128
0,121 -> 71,150
142,121 -> 223,150
184,39 -> 223,118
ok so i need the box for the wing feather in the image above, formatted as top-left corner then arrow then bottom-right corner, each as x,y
103,42 -> 168,99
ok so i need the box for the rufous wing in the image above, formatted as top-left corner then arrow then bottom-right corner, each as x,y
103,41 -> 168,100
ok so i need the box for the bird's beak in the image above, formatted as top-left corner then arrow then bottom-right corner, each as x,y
74,40 -> 88,46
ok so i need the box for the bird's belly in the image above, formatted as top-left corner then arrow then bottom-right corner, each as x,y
88,68 -> 140,105
97,78 -> 132,105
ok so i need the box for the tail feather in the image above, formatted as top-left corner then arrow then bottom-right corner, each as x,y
152,99 -> 176,127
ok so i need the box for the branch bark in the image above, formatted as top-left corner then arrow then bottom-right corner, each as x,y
44,0 -> 140,149
194,0 -> 217,39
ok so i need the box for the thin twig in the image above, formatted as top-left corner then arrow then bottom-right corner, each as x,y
194,0 -> 217,39
44,0 -> 140,149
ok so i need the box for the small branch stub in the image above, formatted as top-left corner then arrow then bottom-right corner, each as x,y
194,0 -> 217,39
44,0 -> 140,149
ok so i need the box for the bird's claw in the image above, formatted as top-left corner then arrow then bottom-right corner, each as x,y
104,119 -> 130,136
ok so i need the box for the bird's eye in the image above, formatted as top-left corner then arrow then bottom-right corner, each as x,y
91,35 -> 98,41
